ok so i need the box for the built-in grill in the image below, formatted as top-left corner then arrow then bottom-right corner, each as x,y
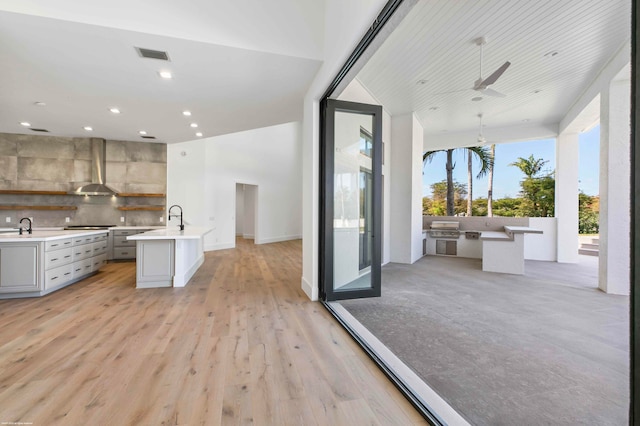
428,221 -> 460,239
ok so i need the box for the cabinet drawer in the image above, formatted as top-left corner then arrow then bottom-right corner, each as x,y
73,245 -> 94,261
113,230 -> 137,237
113,236 -> 136,247
45,238 -> 73,251
73,235 -> 95,246
45,247 -> 73,270
72,259 -> 92,278
92,254 -> 107,271
92,233 -> 108,242
45,263 -> 73,289
113,247 -> 136,259
92,241 -> 108,256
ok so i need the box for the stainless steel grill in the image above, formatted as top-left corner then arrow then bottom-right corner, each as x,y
428,221 -> 460,239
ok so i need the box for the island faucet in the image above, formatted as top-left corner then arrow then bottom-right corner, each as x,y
19,217 -> 32,235
168,205 -> 184,231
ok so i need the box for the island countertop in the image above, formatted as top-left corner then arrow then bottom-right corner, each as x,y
126,227 -> 213,241
0,229 -> 109,243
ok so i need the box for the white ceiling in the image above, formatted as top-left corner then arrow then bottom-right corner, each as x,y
0,1 -> 324,143
356,0 -> 631,148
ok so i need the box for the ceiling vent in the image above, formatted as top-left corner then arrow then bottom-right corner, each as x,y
135,47 -> 170,61
141,135 -> 156,139
29,128 -> 49,132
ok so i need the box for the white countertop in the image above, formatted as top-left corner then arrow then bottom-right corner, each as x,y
127,227 -> 213,241
504,225 -> 543,234
108,226 -> 166,230
0,229 -> 109,242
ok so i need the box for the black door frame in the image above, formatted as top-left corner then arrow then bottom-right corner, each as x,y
320,99 -> 383,301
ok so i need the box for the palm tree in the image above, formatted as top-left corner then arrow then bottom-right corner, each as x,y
509,154 -> 548,178
487,144 -> 495,217
424,146 -> 493,216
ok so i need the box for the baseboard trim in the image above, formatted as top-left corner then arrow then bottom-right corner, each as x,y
257,234 -> 302,245
205,242 -> 235,251
301,276 -> 317,301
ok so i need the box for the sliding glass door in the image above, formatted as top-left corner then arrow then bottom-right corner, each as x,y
321,99 -> 382,301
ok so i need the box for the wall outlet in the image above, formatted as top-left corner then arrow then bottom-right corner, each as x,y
120,216 -> 125,223
5,217 -> 10,223
160,217 -> 164,222
65,217 -> 70,223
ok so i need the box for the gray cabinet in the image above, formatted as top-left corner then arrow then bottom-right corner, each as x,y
136,240 -> 175,288
0,243 -> 41,293
111,229 -> 150,260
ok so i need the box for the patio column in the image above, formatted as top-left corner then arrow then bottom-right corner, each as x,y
555,132 -> 580,263
390,113 -> 423,264
599,77 -> 631,295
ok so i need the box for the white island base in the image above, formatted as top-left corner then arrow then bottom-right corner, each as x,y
127,228 -> 212,289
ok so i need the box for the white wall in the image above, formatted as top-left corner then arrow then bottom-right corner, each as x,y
168,121 -> 302,251
524,217 -> 558,261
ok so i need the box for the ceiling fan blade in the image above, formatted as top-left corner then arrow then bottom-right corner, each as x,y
481,88 -> 506,98
480,61 -> 511,87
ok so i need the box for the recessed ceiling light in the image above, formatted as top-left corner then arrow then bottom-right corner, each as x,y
195,132 -> 203,137
20,121 -> 31,127
190,123 -> 198,128
83,126 -> 93,131
544,51 -> 559,58
416,79 -> 428,85
532,89 -> 543,94
34,102 -> 46,107
138,130 -> 147,135
521,118 -> 530,123
471,96 -> 483,102
183,110 -> 192,116
429,106 -> 439,111
159,71 -> 173,79
109,107 -> 121,114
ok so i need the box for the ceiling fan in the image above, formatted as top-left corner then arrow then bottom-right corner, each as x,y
434,36 -> 511,98
471,37 -> 511,97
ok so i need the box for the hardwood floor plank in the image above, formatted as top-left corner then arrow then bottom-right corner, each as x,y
0,238 -> 422,424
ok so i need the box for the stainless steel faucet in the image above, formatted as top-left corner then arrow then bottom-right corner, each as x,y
19,217 -> 32,235
168,205 -> 184,231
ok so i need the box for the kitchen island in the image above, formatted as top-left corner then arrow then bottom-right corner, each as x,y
127,227 -> 212,288
0,229 -> 109,299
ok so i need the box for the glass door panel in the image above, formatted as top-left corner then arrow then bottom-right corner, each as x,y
322,99 -> 382,301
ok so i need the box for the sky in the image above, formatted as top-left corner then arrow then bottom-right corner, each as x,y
422,125 -> 601,199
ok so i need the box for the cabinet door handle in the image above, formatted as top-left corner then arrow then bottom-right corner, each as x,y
51,276 -> 58,281
64,255 -> 71,259
51,244 -> 59,247
51,258 -> 58,261
64,272 -> 71,276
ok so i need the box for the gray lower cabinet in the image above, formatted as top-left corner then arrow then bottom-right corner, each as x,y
0,231 -> 108,298
136,240 -> 175,288
0,243 -> 41,293
111,229 -> 150,260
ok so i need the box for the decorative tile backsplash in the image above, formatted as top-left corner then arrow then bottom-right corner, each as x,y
0,133 -> 166,227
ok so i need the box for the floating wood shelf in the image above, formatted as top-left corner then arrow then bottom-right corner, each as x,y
0,205 -> 77,210
117,206 -> 165,211
0,190 -> 69,196
118,193 -> 166,198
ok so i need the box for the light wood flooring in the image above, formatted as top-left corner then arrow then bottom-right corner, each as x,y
0,238 -> 426,425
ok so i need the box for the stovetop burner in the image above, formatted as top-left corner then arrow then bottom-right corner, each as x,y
64,225 -> 116,230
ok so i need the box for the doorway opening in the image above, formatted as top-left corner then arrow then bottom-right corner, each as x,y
235,183 -> 258,243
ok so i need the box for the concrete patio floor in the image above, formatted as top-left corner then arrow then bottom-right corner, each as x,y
339,255 -> 628,425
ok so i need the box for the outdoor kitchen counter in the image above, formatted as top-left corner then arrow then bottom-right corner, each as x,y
481,226 -> 543,275
127,227 -> 212,289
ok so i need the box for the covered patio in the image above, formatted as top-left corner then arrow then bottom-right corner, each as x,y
339,254 -> 627,425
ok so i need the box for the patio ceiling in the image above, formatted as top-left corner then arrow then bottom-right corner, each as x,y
356,0 -> 631,149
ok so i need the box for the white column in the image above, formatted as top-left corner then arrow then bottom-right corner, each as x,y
599,78 -> 631,295
555,132 -> 580,263
390,113 -> 424,264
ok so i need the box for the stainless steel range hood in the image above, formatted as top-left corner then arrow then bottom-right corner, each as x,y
70,138 -> 118,196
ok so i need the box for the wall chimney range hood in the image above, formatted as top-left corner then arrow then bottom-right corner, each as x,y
71,138 -> 118,196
